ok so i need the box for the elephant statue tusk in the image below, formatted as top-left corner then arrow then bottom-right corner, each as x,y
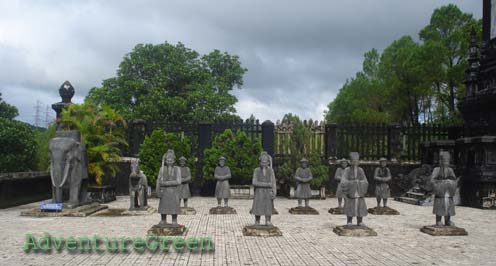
59,159 -> 71,188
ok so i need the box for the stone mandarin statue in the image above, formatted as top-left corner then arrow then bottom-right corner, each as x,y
294,158 -> 313,208
431,151 -> 457,226
214,156 -> 232,207
178,156 -> 192,208
335,158 -> 349,209
129,160 -> 148,210
251,152 -> 277,226
342,152 -> 368,226
156,149 -> 181,226
374,158 -> 391,208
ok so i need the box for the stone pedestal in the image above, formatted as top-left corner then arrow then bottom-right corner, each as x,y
289,206 -> 319,215
328,207 -> 344,215
180,207 -> 197,215
20,202 -> 107,217
367,206 -> 400,215
333,225 -> 377,237
122,206 -> 156,216
209,206 -> 236,214
420,225 -> 468,236
242,225 -> 282,236
148,224 -> 187,236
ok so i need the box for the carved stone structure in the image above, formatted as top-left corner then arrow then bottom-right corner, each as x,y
129,160 -> 148,210
210,156 -> 236,214
153,149 -> 186,234
48,130 -> 88,208
456,0 -> 496,208
329,159 -> 348,214
368,158 -> 400,215
289,158 -> 319,215
243,152 -> 281,236
178,156 -> 196,215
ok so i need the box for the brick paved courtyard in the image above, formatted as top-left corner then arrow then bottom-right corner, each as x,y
0,197 -> 495,266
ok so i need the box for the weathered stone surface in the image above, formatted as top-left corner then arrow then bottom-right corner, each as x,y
242,225 -> 282,237
122,206 -> 156,216
328,207 -> 345,215
333,225 -> 377,237
368,206 -> 400,215
420,225 -> 468,236
289,206 -> 319,215
20,202 -> 107,217
272,208 -> 279,215
148,224 -> 187,236
179,207 -> 197,215
209,206 -> 236,214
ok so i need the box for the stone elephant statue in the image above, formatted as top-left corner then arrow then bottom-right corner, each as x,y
48,130 -> 88,206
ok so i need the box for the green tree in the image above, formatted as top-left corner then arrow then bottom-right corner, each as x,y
325,49 -> 390,124
0,118 -> 37,172
59,103 -> 127,185
34,124 -> 56,171
419,4 -> 481,124
138,129 -> 193,187
203,129 -> 262,184
86,42 -> 246,123
0,93 -> 19,120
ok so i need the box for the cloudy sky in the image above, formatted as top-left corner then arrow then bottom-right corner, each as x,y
0,0 -> 482,126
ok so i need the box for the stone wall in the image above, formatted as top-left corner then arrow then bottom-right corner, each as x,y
0,171 -> 51,209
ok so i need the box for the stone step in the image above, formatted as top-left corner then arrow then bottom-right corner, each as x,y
395,197 -> 420,205
406,192 -> 426,199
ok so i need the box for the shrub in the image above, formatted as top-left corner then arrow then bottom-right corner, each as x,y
0,117 -> 37,172
34,124 -> 56,171
203,129 -> 262,184
139,129 -> 194,187
59,103 -> 127,185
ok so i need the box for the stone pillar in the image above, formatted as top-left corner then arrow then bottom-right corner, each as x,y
261,120 -> 275,157
388,124 -> 401,161
131,119 -> 146,157
193,123 -> 212,195
325,123 -> 338,160
51,81 -> 75,128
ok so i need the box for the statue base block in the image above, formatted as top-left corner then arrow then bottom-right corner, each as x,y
242,225 -> 282,237
21,202 -> 107,217
289,206 -> 319,215
122,206 -> 156,216
420,226 -> 468,236
180,207 -> 197,215
148,224 -> 187,236
209,206 -> 237,214
333,225 -> 377,237
328,207 -> 344,215
367,206 -> 400,215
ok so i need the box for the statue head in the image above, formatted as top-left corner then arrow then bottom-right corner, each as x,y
350,152 -> 360,167
379,157 -> 388,168
300,158 -> 309,168
163,149 -> 175,167
130,160 -> 140,175
218,156 -> 226,167
260,152 -> 270,168
179,156 -> 187,167
439,151 -> 450,167
338,158 -> 349,168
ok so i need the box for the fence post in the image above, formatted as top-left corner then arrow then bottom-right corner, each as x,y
325,123 -> 338,160
262,120 -> 275,157
388,124 -> 401,161
196,123 -> 212,181
131,119 -> 146,157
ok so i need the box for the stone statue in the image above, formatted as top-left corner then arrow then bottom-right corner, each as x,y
335,158 -> 349,208
214,156 -> 231,207
295,158 -> 313,208
251,152 -> 277,226
48,130 -> 88,206
342,152 -> 368,226
374,158 -> 391,208
129,160 -> 148,210
178,156 -> 192,208
156,149 -> 181,226
431,151 -> 457,226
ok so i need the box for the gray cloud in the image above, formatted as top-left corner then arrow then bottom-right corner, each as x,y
0,0 -> 482,124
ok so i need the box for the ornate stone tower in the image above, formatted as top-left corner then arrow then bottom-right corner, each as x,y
457,0 -> 496,208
